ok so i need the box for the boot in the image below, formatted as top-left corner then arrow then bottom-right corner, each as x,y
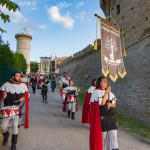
71,112 -> 75,120
45,100 -> 47,103
11,134 -> 18,150
68,111 -> 71,118
3,131 -> 9,146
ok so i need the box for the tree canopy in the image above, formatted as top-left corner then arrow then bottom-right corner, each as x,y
0,0 -> 20,33
0,35 -> 27,73
30,61 -> 39,73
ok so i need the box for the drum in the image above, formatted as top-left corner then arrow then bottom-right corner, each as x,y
0,105 -> 19,119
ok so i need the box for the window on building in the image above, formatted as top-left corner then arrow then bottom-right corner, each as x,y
117,4 -> 120,14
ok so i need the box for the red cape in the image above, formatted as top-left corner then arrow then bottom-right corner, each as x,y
82,92 -> 91,123
24,92 -> 29,128
60,89 -> 63,99
90,101 -> 103,150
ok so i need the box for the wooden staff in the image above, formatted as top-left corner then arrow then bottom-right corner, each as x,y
108,0 -> 111,103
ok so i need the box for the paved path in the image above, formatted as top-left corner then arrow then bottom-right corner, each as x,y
0,87 -> 150,150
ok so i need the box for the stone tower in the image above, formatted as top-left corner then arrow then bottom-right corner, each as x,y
15,33 -> 32,74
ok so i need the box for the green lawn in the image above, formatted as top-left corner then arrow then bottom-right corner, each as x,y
76,84 -> 150,141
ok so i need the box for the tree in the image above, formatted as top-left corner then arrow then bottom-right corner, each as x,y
0,35 -> 15,67
13,52 -> 27,73
0,35 -> 27,73
0,0 -> 20,33
30,61 -> 39,73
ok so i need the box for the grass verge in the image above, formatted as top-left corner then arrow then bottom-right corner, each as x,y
76,84 -> 150,141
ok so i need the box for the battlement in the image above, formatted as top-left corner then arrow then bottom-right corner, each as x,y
60,40 -> 101,67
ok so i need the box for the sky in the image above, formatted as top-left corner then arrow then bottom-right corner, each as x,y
0,0 -> 105,62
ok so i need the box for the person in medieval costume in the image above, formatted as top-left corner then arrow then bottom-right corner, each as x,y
90,76 -> 119,150
30,75 -> 37,94
60,74 -> 70,103
41,82 -> 48,103
51,75 -> 56,92
63,80 -> 80,119
82,78 -> 97,123
42,76 -> 50,88
0,71 -> 29,150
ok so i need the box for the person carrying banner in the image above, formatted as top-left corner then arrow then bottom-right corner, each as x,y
63,80 -> 80,119
82,78 -> 97,123
90,76 -> 119,150
0,71 -> 29,150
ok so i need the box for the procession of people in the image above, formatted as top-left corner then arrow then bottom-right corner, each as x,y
0,70 -> 119,150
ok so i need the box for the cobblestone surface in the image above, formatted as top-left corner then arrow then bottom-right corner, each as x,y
0,87 -> 150,150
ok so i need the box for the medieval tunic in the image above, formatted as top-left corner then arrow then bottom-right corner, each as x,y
90,89 -> 118,150
82,85 -> 96,123
61,79 -> 70,100
41,85 -> 48,101
0,81 -> 29,132
63,86 -> 78,113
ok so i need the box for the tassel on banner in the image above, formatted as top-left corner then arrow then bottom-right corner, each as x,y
122,29 -> 126,57
123,48 -> 126,57
94,40 -> 97,50
94,15 -> 98,50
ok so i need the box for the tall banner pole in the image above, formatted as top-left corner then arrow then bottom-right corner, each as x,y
108,0 -> 111,103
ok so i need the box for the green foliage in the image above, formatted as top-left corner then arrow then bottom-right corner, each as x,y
75,84 -> 89,105
30,61 -> 39,73
0,35 -> 27,73
13,52 -> 27,73
0,0 -> 20,33
0,35 -> 14,67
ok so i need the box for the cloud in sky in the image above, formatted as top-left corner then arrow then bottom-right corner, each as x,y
57,2 -> 72,8
19,1 -> 37,11
76,2 -> 84,8
47,6 -> 74,30
0,4 -> 27,24
0,4 -> 46,34
37,24 -> 47,30
75,11 -> 91,23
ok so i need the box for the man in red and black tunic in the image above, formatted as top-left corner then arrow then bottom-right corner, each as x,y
0,71 -> 29,150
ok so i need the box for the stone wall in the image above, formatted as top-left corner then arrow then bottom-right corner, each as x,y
59,40 -> 103,85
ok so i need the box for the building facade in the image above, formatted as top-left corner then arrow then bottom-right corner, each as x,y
39,57 -> 51,75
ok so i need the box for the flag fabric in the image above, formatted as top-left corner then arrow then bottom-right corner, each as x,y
100,18 -> 126,82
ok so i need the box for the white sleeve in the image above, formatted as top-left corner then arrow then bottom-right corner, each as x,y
0,82 -> 7,91
87,86 -> 92,93
110,92 -> 117,104
63,87 -> 68,92
98,91 -> 106,106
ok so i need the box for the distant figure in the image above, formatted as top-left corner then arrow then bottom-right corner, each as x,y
30,75 -> 37,94
41,82 -> 48,103
51,75 -> 56,92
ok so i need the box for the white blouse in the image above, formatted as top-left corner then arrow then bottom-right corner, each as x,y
90,89 -> 117,105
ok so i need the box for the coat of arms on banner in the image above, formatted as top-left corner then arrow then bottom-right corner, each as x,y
100,18 -> 126,82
